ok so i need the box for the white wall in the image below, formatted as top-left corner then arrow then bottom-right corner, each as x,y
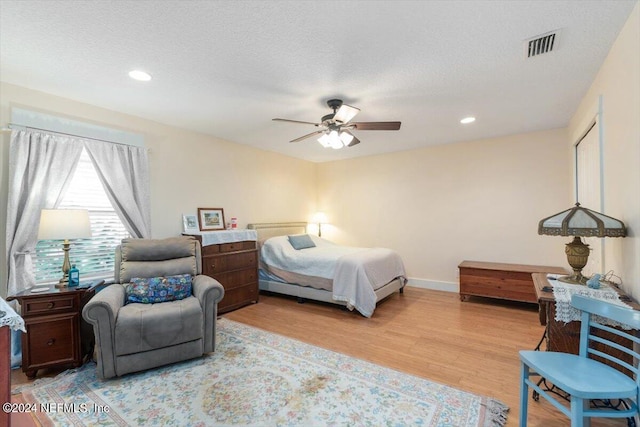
568,2 -> 640,299
317,129 -> 571,290
0,82 -> 317,297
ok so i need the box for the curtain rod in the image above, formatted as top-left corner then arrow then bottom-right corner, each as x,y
4,123 -> 144,148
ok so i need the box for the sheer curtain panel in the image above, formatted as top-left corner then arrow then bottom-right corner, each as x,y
5,131 -> 84,296
84,140 -> 151,239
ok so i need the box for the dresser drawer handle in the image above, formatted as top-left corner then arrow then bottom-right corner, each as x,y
47,302 -> 55,309
47,338 -> 56,346
210,263 -> 216,270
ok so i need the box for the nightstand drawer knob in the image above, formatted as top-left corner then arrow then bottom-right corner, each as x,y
47,338 -> 56,346
47,302 -> 55,309
210,264 -> 216,270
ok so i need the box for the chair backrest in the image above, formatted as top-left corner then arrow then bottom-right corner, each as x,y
571,294 -> 640,384
114,236 -> 202,283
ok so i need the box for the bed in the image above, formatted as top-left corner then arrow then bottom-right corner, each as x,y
247,222 -> 406,317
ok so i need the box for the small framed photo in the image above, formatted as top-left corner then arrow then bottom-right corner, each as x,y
198,208 -> 226,231
182,214 -> 199,233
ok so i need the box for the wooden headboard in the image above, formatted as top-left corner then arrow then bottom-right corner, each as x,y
247,222 -> 307,241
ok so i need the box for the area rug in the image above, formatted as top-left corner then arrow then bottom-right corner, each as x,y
16,318 -> 508,426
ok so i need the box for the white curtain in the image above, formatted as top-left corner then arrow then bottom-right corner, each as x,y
5,130 -> 151,296
5,131 -> 83,296
84,140 -> 151,238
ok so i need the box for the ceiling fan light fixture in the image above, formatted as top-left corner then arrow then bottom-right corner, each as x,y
317,133 -> 332,148
318,130 -> 346,149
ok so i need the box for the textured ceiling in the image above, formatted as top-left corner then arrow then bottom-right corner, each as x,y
0,1 -> 637,163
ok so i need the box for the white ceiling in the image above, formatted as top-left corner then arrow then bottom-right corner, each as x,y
0,1 -> 637,163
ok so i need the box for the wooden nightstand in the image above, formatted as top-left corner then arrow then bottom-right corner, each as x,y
8,281 -> 102,378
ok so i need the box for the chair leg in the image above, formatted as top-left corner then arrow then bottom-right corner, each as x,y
519,362 -> 529,427
570,396 -> 589,427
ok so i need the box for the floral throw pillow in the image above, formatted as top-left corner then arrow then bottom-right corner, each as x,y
126,274 -> 192,304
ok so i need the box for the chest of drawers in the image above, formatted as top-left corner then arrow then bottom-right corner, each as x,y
191,237 -> 259,313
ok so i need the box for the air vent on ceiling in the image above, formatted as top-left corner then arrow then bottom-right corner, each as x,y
525,30 -> 559,58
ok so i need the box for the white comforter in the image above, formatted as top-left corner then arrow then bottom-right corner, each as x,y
261,235 -> 406,317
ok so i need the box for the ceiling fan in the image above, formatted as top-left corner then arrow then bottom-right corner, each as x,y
273,99 -> 401,149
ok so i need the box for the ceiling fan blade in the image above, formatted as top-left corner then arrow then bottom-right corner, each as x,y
273,118 -> 320,126
290,130 -> 325,143
352,121 -> 401,131
342,131 -> 360,147
334,104 -> 360,124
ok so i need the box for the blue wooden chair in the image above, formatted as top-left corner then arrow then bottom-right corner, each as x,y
519,294 -> 640,426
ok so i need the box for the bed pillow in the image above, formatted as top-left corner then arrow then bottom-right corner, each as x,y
125,273 -> 192,304
287,234 -> 316,250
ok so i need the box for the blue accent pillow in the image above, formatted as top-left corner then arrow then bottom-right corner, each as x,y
287,234 -> 316,250
126,274 -> 192,304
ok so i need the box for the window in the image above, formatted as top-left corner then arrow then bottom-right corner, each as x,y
34,148 -> 130,283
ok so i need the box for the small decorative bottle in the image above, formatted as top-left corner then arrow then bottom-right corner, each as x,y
68,264 -> 80,287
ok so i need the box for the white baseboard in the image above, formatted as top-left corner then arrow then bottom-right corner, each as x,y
406,278 -> 458,293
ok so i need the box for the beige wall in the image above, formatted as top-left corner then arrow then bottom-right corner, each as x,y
568,3 -> 640,299
1,4 -> 637,298
317,129 -> 571,290
0,82 -> 317,297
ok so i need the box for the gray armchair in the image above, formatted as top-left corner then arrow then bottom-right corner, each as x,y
82,236 -> 224,379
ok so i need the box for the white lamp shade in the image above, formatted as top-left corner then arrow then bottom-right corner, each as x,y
313,212 -> 328,224
38,209 -> 92,240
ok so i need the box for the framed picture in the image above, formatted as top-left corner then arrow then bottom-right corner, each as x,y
198,208 -> 226,231
182,214 -> 199,233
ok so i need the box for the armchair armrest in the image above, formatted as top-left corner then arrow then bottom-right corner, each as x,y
82,284 -> 126,379
192,275 -> 225,353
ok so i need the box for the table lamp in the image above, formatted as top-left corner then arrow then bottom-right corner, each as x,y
538,203 -> 626,284
313,212 -> 328,237
38,209 -> 92,288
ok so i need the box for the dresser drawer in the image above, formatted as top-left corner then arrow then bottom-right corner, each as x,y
204,251 -> 257,275
211,268 -> 257,290
21,294 -> 77,317
219,284 -> 259,313
202,241 -> 255,256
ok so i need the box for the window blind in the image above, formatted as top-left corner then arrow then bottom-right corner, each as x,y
34,149 -> 130,283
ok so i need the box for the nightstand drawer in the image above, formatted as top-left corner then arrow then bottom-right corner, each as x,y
23,313 -> 79,367
22,294 -> 77,316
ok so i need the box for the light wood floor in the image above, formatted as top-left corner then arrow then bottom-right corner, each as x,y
12,287 -> 627,426
224,287 -> 626,427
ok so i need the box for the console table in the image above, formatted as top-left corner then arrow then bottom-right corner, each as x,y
532,272 -> 638,375
459,261 -> 566,303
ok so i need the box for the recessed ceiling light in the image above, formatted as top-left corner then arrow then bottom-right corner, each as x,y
128,70 -> 152,81
460,116 -> 476,124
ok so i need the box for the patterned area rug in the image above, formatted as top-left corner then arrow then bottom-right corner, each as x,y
16,318 -> 508,426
